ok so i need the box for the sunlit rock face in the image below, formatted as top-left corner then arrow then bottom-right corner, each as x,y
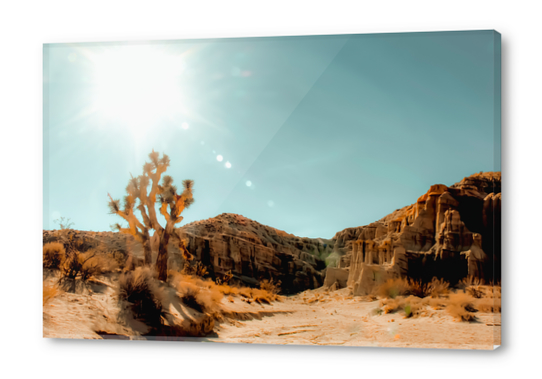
177,213 -> 334,294
330,172 -> 501,290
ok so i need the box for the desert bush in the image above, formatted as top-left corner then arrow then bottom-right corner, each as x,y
427,278 -> 450,298
79,251 -> 119,281
213,283 -> 239,296
380,297 -> 404,314
379,295 -> 428,318
118,267 -> 164,326
373,278 -> 410,299
181,261 -> 208,277
168,271 -> 223,314
407,280 -> 430,298
373,277 -> 434,299
260,278 -> 281,295
215,270 -> 233,285
428,297 -> 448,310
43,242 -> 66,269
446,292 -> 477,321
43,283 -> 59,305
473,298 -> 501,313
59,249 -> 118,281
60,251 -> 83,280
109,250 -> 128,269
403,296 -> 424,318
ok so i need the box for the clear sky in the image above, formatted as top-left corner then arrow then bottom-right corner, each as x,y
43,30 -> 500,238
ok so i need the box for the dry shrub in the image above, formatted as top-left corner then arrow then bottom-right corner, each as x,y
249,288 -> 275,304
60,252 -> 83,280
374,277 -> 436,299
446,292 -> 477,322
43,283 -> 59,305
458,276 -> 490,299
403,296 -> 424,318
170,272 -> 223,314
465,286 -> 485,299
124,254 -> 144,272
215,270 -> 233,285
43,242 -> 66,269
428,297 -> 448,310
474,298 -> 501,313
60,249 -> 118,281
408,280 -> 430,298
260,278 -> 281,295
380,297 -> 404,314
427,278 -> 450,298
169,269 -> 279,308
374,278 -> 410,299
80,251 -> 119,280
214,284 -> 239,296
459,276 -> 484,288
181,261 -> 209,277
118,267 -> 164,326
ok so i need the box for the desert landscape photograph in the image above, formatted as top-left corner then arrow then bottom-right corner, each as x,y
43,30 -> 501,349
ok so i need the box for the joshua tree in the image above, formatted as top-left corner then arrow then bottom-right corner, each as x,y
108,150 -> 194,281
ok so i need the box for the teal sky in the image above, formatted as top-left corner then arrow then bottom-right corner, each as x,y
43,30 -> 501,238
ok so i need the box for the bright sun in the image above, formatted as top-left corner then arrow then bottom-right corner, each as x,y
91,44 -> 186,137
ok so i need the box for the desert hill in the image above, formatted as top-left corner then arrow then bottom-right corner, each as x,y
327,172 -> 501,295
43,172 -> 501,295
176,213 -> 334,293
44,213 -> 335,294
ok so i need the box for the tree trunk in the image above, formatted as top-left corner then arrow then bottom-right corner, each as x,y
155,229 -> 172,281
143,239 -> 152,266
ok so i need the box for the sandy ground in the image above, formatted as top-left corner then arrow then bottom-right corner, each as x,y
44,275 -> 500,350
213,288 -> 501,350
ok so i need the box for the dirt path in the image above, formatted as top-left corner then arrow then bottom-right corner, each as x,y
214,288 -> 501,350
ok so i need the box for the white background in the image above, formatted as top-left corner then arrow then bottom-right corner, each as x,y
0,1 -> 539,378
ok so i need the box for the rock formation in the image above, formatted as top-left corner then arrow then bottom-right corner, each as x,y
44,213 -> 334,294
328,172 -> 501,295
43,172 -> 500,296
176,213 -> 334,293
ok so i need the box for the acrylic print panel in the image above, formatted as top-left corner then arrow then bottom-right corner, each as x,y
43,30 -> 501,349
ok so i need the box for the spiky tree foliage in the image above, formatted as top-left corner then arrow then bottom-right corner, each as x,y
108,150 -> 194,281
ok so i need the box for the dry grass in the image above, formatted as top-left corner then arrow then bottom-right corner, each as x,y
427,278 -> 450,298
259,278 -> 281,295
59,249 -> 119,282
118,267 -> 164,326
43,242 -> 66,269
43,283 -> 59,305
373,277 -> 434,299
474,298 -> 501,313
168,272 -> 223,315
373,278 -> 411,299
181,261 -> 209,277
373,276 -> 500,321
79,250 -> 119,281
446,292 -> 477,322
379,296 -> 424,318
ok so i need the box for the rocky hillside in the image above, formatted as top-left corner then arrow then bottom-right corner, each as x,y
177,213 -> 334,293
44,214 -> 335,294
43,172 -> 500,295
328,172 -> 501,295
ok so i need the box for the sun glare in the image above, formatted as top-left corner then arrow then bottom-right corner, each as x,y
91,45 -> 186,137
